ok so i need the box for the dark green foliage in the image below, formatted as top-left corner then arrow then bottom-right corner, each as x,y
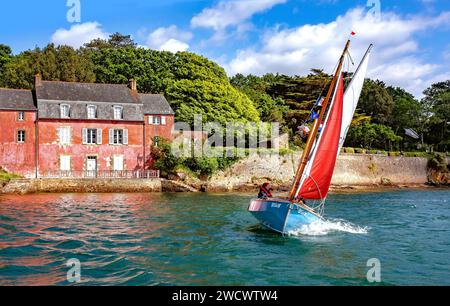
183,157 -> 219,177
151,138 -> 240,178
387,86 -> 422,133
346,122 -> 402,150
1,33 -> 449,153
230,73 -> 288,126
0,44 -> 13,86
421,81 -> 450,152
150,139 -> 179,177
2,44 -> 95,89
427,153 -> 448,171
359,79 -> 394,124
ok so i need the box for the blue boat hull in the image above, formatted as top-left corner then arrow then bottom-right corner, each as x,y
248,198 -> 322,234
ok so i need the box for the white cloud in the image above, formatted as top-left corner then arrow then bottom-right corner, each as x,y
51,22 -> 109,49
191,0 -> 286,31
160,39 -> 190,53
226,8 -> 450,97
146,25 -> 193,52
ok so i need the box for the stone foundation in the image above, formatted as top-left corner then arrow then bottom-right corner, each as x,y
1,178 -> 162,194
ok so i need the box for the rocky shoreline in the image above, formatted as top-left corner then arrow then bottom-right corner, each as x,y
0,177 -> 446,196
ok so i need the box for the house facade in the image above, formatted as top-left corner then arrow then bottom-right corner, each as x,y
0,75 -> 175,178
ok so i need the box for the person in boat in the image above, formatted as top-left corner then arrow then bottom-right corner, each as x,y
298,197 -> 307,206
298,125 -> 310,139
258,183 -> 273,199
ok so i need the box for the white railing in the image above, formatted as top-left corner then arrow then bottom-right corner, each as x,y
42,170 -> 160,179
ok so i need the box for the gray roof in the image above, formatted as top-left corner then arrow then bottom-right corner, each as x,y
139,94 -> 174,115
36,81 -> 140,104
0,88 -> 36,110
37,100 -> 144,122
36,81 -> 144,121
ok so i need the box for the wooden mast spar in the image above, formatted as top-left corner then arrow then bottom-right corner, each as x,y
288,39 -> 351,202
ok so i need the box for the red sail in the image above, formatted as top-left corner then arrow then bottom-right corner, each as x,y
299,75 -> 344,200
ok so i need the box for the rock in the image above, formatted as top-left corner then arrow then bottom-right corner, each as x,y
380,177 -> 392,186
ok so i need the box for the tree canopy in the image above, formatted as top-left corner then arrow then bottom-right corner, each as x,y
0,34 -> 259,126
0,33 -> 448,151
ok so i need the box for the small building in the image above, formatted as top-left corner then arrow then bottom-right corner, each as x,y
0,75 -> 174,178
0,89 -> 37,178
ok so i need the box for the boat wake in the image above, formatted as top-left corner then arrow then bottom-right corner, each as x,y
288,219 -> 369,236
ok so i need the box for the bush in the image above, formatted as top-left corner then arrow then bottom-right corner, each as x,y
151,139 -> 180,177
346,122 -> 402,150
355,148 -> 366,154
0,168 -> 21,183
184,157 -> 219,177
388,151 -> 401,157
346,147 -> 355,154
428,153 -> 448,171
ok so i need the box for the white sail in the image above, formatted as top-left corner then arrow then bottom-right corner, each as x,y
338,44 -> 373,151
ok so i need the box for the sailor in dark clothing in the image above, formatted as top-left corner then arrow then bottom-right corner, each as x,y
258,183 -> 273,199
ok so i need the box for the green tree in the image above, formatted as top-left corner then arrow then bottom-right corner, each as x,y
230,73 -> 288,126
359,79 -> 394,124
0,44 -> 13,85
2,44 -> 95,89
387,86 -> 421,133
84,33 -> 137,50
167,78 -> 259,125
346,122 -> 402,150
422,80 -> 450,151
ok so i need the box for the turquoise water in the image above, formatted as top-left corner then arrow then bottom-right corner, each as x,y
0,190 -> 449,286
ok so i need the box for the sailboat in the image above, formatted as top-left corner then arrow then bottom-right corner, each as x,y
248,38 -> 373,235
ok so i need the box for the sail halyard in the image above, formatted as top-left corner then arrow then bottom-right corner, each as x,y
288,40 -> 351,202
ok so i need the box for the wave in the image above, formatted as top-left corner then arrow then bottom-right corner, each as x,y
288,219 -> 369,236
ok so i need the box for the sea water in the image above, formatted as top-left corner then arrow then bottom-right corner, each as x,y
0,190 -> 449,285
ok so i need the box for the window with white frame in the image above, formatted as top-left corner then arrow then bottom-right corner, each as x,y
149,115 -> 166,125
60,104 -> 70,118
17,130 -> 26,143
82,128 -> 102,145
18,112 -> 25,121
59,127 -> 71,145
109,129 -> 128,145
113,155 -> 124,171
153,116 -> 161,125
113,106 -> 123,120
87,129 -> 97,144
60,155 -> 71,171
87,105 -> 97,119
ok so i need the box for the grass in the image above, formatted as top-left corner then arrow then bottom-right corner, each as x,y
0,169 -> 22,184
341,148 -> 438,158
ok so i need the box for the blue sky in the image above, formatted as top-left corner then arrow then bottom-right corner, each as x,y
1,0 -> 450,97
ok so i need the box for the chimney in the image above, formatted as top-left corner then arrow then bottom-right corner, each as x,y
35,73 -> 42,87
128,79 -> 137,91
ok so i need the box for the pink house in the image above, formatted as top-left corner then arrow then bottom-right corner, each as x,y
0,75 -> 175,178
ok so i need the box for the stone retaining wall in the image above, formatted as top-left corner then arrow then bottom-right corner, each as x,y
207,153 -> 429,191
1,178 -> 162,194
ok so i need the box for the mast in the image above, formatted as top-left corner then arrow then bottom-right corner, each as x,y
288,39 -> 351,202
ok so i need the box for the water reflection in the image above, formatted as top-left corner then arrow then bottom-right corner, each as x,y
1,190 -> 449,285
